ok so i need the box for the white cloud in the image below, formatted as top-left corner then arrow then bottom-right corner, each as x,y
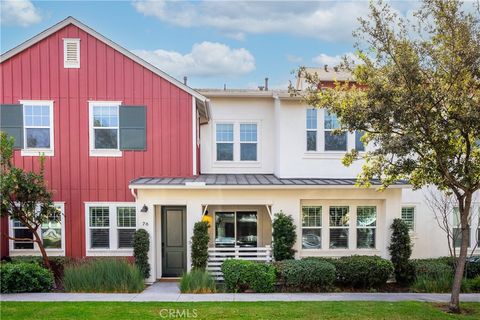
132,0 -> 373,41
133,41 -> 255,78
0,0 -> 42,27
312,52 -> 361,67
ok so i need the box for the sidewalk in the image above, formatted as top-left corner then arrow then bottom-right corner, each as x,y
1,282 -> 480,302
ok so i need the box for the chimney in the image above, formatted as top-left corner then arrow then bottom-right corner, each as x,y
334,66 -> 339,72
324,64 -> 328,72
265,77 -> 269,91
258,86 -> 265,91
224,83 -> 227,90
183,76 -> 187,85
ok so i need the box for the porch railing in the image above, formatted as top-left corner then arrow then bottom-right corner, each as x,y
207,246 -> 272,280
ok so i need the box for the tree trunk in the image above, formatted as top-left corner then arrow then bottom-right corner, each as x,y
30,227 -> 51,270
449,193 -> 472,313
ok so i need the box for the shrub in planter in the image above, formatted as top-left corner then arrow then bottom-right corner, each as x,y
221,259 -> 276,293
63,258 -> 144,293
180,269 -> 216,293
388,218 -> 415,285
133,229 -> 151,279
272,212 -> 296,261
276,259 -> 335,292
1,262 -> 54,293
191,221 -> 209,270
334,255 -> 394,289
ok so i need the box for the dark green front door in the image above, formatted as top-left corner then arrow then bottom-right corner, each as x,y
161,207 -> 187,277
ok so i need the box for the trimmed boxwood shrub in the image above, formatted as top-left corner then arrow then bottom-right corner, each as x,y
388,218 -> 415,285
133,229 -> 150,279
221,259 -> 276,293
272,212 -> 296,261
411,258 -> 453,279
1,262 -> 54,293
276,259 -> 335,292
334,255 -> 394,289
191,221 -> 209,270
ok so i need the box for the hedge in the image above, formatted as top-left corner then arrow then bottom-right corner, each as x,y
1,262 -> 54,293
275,259 -> 335,291
221,259 -> 276,293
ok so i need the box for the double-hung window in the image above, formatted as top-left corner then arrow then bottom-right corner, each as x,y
357,206 -> 376,249
240,123 -> 257,161
21,100 -> 54,156
324,111 -> 347,151
117,207 -> 137,248
355,130 -> 366,151
453,207 -> 470,248
401,206 -> 415,231
302,206 -> 322,249
216,123 -> 234,161
11,203 -> 64,251
329,206 -> 349,248
306,109 -> 317,151
90,102 -> 119,152
87,203 -> 137,253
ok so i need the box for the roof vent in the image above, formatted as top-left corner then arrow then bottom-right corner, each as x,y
324,64 -> 328,72
64,38 -> 80,68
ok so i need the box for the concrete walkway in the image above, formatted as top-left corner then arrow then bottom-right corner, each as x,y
1,282 -> 480,302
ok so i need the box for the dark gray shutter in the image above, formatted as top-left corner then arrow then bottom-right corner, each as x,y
119,105 -> 146,150
0,104 -> 23,148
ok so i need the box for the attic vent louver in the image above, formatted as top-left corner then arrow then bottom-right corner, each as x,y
63,38 -> 80,68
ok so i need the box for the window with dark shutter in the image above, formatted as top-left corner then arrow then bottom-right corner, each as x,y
0,104 -> 24,148
119,106 -> 146,150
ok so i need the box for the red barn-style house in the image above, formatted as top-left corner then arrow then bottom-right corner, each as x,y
0,17 -> 209,260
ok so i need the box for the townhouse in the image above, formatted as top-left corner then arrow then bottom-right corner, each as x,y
1,17 -> 478,283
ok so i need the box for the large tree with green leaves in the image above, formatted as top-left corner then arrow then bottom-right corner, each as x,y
298,0 -> 479,313
0,132 -> 59,270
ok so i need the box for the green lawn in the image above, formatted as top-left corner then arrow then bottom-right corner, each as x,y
1,301 -> 480,320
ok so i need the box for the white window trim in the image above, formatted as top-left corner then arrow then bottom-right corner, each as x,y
9,202 -> 65,256
88,101 -> 123,157
306,108 -> 318,152
356,206 -> 377,249
452,203 -> 480,251
63,38 -> 80,69
328,206 -> 351,249
401,204 -> 417,233
20,100 -> 54,157
304,108 -> 364,157
213,120 -> 262,167
301,206 -> 322,249
85,202 -> 136,256
213,210 -> 259,248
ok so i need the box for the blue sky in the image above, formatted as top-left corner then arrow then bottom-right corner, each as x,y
1,0 -> 422,89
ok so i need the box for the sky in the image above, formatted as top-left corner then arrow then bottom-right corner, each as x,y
0,0 -> 431,89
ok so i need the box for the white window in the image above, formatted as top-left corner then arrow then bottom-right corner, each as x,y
216,123 -> 234,161
401,206 -> 415,230
86,203 -> 136,255
20,100 -> 54,156
64,38 -> 80,68
215,122 -> 260,163
453,207 -> 470,248
357,206 -> 376,249
89,101 -> 122,157
302,206 -> 322,249
240,123 -> 257,161
329,206 -> 349,249
324,111 -> 347,151
214,211 -> 257,247
355,130 -> 366,151
306,109 -> 317,151
10,203 -> 65,253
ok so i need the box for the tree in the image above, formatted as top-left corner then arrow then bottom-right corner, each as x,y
272,211 -> 296,261
133,228 -> 151,279
298,0 -> 479,313
388,218 -> 415,286
191,221 -> 209,270
0,132 -> 59,270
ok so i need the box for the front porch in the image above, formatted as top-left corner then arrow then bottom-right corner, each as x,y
202,204 -> 273,279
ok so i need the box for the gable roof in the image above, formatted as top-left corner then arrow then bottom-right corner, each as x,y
0,16 -> 210,117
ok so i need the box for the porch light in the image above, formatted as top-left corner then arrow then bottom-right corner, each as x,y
140,205 -> 148,213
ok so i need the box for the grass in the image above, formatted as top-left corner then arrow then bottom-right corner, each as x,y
179,269 -> 217,293
1,302 -> 480,320
62,259 -> 144,293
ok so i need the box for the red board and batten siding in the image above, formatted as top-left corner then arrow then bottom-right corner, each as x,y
0,24 -> 194,258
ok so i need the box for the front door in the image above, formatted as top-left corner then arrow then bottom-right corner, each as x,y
161,207 -> 187,277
